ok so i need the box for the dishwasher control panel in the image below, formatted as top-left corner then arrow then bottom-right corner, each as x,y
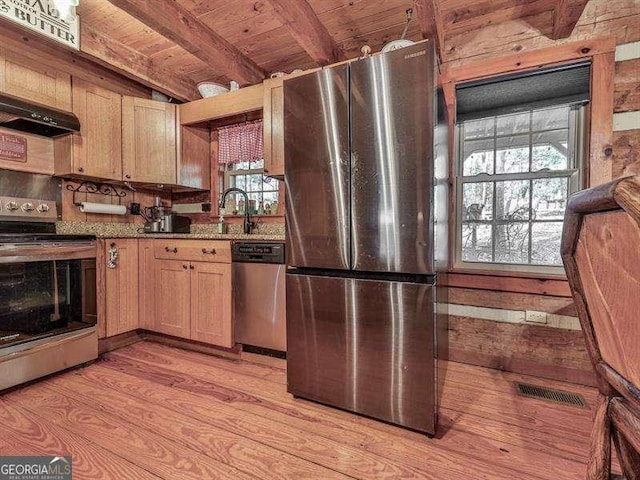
232,242 -> 285,264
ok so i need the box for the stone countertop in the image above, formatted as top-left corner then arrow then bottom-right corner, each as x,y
56,221 -> 285,242
100,232 -> 285,241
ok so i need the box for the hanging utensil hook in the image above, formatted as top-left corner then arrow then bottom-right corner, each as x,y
400,8 -> 413,40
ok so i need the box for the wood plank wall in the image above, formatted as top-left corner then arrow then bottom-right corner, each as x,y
612,48 -> 640,178
439,0 -> 639,386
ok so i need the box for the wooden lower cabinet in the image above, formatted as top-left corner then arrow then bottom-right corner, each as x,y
138,240 -> 233,348
154,259 -> 192,338
138,239 -> 156,331
104,239 -> 139,337
190,262 -> 233,348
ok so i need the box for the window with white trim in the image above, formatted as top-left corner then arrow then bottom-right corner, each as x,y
216,119 -> 280,216
223,158 -> 280,215
455,104 -> 585,272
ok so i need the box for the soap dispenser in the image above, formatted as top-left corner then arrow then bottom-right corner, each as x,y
217,213 -> 226,234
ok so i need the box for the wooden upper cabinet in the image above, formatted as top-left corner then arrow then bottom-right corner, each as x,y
262,70 -> 318,177
177,122 -> 211,190
0,47 -> 71,110
179,83 -> 264,125
190,262 -> 232,347
55,79 -> 122,180
105,239 -> 139,337
263,77 -> 284,177
122,97 -> 177,185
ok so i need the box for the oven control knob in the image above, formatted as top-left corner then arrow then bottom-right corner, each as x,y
21,202 -> 35,212
6,201 -> 19,211
37,203 -> 50,213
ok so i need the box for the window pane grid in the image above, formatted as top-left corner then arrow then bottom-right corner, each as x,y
457,105 -> 581,270
460,171 -> 576,185
463,126 -> 570,142
223,160 -> 279,214
491,180 -> 496,261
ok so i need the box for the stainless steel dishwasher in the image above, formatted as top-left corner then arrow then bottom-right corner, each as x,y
232,242 -> 286,353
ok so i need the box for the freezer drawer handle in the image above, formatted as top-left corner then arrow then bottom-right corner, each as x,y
165,246 -> 178,253
201,248 -> 217,255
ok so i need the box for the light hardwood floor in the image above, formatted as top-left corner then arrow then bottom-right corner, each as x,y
0,341 -> 614,479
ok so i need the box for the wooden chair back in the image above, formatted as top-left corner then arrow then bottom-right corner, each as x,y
562,175 -> 640,406
562,174 -> 640,480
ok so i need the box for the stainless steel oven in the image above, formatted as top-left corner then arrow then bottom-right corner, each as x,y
0,169 -> 98,391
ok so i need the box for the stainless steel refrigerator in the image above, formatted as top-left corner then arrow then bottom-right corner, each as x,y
284,41 -> 449,435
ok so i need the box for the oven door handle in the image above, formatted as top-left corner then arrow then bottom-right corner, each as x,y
0,243 -> 97,263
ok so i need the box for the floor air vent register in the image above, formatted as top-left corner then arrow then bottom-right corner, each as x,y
515,382 -> 588,408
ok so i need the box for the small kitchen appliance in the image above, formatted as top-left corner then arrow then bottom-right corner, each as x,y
143,196 -> 191,233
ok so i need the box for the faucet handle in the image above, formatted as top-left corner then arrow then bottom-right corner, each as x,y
248,219 -> 259,234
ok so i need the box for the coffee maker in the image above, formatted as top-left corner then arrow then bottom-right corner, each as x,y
143,197 -> 191,234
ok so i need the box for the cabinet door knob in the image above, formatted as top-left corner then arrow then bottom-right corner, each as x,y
182,264 -> 188,269
189,264 -> 194,270
125,174 -> 131,179
77,167 -> 84,172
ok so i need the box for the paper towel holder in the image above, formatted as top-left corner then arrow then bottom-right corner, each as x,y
66,181 -> 127,206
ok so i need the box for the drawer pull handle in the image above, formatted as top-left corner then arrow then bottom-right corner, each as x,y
201,248 -> 217,255
165,247 -> 178,253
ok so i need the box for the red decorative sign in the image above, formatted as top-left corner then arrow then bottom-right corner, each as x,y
0,133 -> 27,162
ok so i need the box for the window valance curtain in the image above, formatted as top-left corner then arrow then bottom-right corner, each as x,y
218,120 -> 263,165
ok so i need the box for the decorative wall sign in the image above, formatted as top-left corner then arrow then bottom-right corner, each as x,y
0,0 -> 80,50
0,132 -> 27,162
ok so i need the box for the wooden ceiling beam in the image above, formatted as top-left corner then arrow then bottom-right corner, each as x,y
414,0 -> 445,64
80,24 -> 198,102
551,0 -> 590,40
265,0 -> 346,66
106,0 -> 265,85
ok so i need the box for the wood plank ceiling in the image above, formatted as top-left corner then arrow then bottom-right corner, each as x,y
70,0 -> 591,101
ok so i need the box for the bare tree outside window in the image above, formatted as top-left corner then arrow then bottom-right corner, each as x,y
456,105 -> 584,272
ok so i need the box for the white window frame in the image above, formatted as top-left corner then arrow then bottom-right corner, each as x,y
454,105 -> 586,274
222,160 -> 280,214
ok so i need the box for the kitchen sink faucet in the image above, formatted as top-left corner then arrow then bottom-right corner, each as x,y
219,187 -> 253,234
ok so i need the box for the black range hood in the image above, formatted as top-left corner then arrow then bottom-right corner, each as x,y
0,92 -> 80,137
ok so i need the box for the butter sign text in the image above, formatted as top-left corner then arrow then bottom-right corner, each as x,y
0,0 -> 80,49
